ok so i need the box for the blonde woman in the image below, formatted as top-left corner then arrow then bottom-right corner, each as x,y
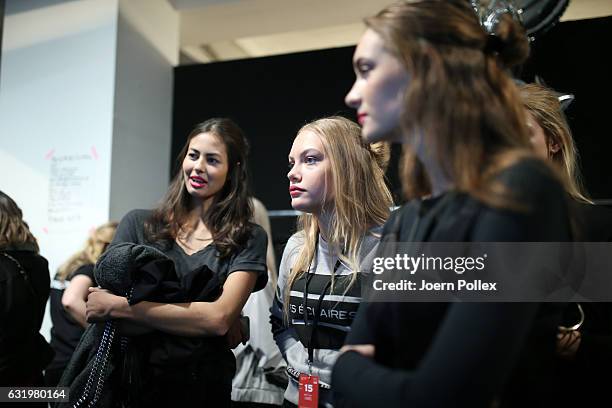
270,116 -> 393,407
520,83 -> 591,203
45,222 -> 117,386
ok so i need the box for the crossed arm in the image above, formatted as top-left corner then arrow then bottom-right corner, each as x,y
85,270 -> 257,338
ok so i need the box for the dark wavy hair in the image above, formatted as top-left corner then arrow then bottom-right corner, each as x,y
144,118 -> 253,257
0,191 -> 39,252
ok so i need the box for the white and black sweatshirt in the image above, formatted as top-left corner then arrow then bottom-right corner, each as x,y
270,227 -> 382,407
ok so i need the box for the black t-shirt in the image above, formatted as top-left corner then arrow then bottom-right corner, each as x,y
111,209 -> 268,291
48,264 -> 96,371
105,209 -> 268,392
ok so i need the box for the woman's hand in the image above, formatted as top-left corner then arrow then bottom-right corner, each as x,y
557,329 -> 581,359
340,344 -> 376,358
86,287 -> 129,323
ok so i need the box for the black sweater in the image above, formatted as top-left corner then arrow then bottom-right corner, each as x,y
332,159 -> 571,408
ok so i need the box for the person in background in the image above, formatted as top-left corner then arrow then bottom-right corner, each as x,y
520,82 -> 612,407
231,197 -> 286,408
0,191 -> 54,407
45,221 -> 118,386
271,116 -> 393,407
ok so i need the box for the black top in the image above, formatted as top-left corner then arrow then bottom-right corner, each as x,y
107,209 -> 268,393
0,245 -> 54,385
48,264 -> 96,371
332,159 -> 572,408
551,201 -> 612,406
111,209 -> 268,291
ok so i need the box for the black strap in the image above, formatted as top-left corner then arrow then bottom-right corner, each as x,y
0,251 -> 36,297
302,259 -> 342,369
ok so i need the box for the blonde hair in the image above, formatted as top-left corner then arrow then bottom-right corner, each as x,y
283,116 -> 393,317
0,191 -> 39,252
519,83 -> 591,203
57,222 -> 118,281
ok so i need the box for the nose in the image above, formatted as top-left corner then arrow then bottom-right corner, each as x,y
193,157 -> 206,174
287,163 -> 300,182
345,81 -> 361,109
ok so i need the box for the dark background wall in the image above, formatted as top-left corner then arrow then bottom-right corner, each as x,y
521,16 -> 612,200
172,16 -> 612,257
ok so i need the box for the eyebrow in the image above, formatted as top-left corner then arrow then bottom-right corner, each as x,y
189,148 -> 222,158
288,148 -> 323,161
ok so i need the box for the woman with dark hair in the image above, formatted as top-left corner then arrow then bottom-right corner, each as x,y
332,1 -> 571,407
0,191 -> 54,399
84,118 -> 268,407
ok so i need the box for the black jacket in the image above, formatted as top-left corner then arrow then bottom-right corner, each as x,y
0,244 -> 54,385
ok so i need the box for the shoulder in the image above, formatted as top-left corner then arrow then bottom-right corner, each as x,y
278,231 -> 306,272
381,203 -> 417,239
70,264 -> 95,281
283,231 -> 306,256
496,158 -> 563,199
247,222 -> 267,241
113,209 -> 153,245
120,209 -> 152,225
362,224 -> 384,251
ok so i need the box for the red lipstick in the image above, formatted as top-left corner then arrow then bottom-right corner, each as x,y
357,113 -> 368,125
289,185 -> 305,197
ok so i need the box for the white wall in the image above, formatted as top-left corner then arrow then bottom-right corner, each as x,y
109,0 -> 178,220
0,0 -> 119,340
0,0 -> 178,340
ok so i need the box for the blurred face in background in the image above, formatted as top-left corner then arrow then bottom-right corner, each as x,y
345,29 -> 410,143
526,111 -> 559,159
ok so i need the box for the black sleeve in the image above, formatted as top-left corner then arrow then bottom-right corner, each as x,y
333,303 -> 539,408
111,209 -> 149,246
344,302 -> 382,345
228,224 -> 268,292
70,264 -> 96,284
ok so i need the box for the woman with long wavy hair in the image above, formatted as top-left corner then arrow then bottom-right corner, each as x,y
84,118 -> 269,407
333,1 -> 572,407
270,116 -> 393,407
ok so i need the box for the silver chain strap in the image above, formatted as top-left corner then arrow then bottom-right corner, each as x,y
72,287 -> 133,408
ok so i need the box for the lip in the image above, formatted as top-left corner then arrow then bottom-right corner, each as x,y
289,185 -> 305,197
357,113 -> 368,125
189,176 -> 207,188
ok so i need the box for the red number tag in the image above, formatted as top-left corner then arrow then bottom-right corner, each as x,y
298,374 -> 319,408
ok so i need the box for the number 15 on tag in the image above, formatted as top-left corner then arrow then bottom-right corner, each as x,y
298,374 -> 319,408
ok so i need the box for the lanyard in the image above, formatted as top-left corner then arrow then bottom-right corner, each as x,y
302,258 -> 341,372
